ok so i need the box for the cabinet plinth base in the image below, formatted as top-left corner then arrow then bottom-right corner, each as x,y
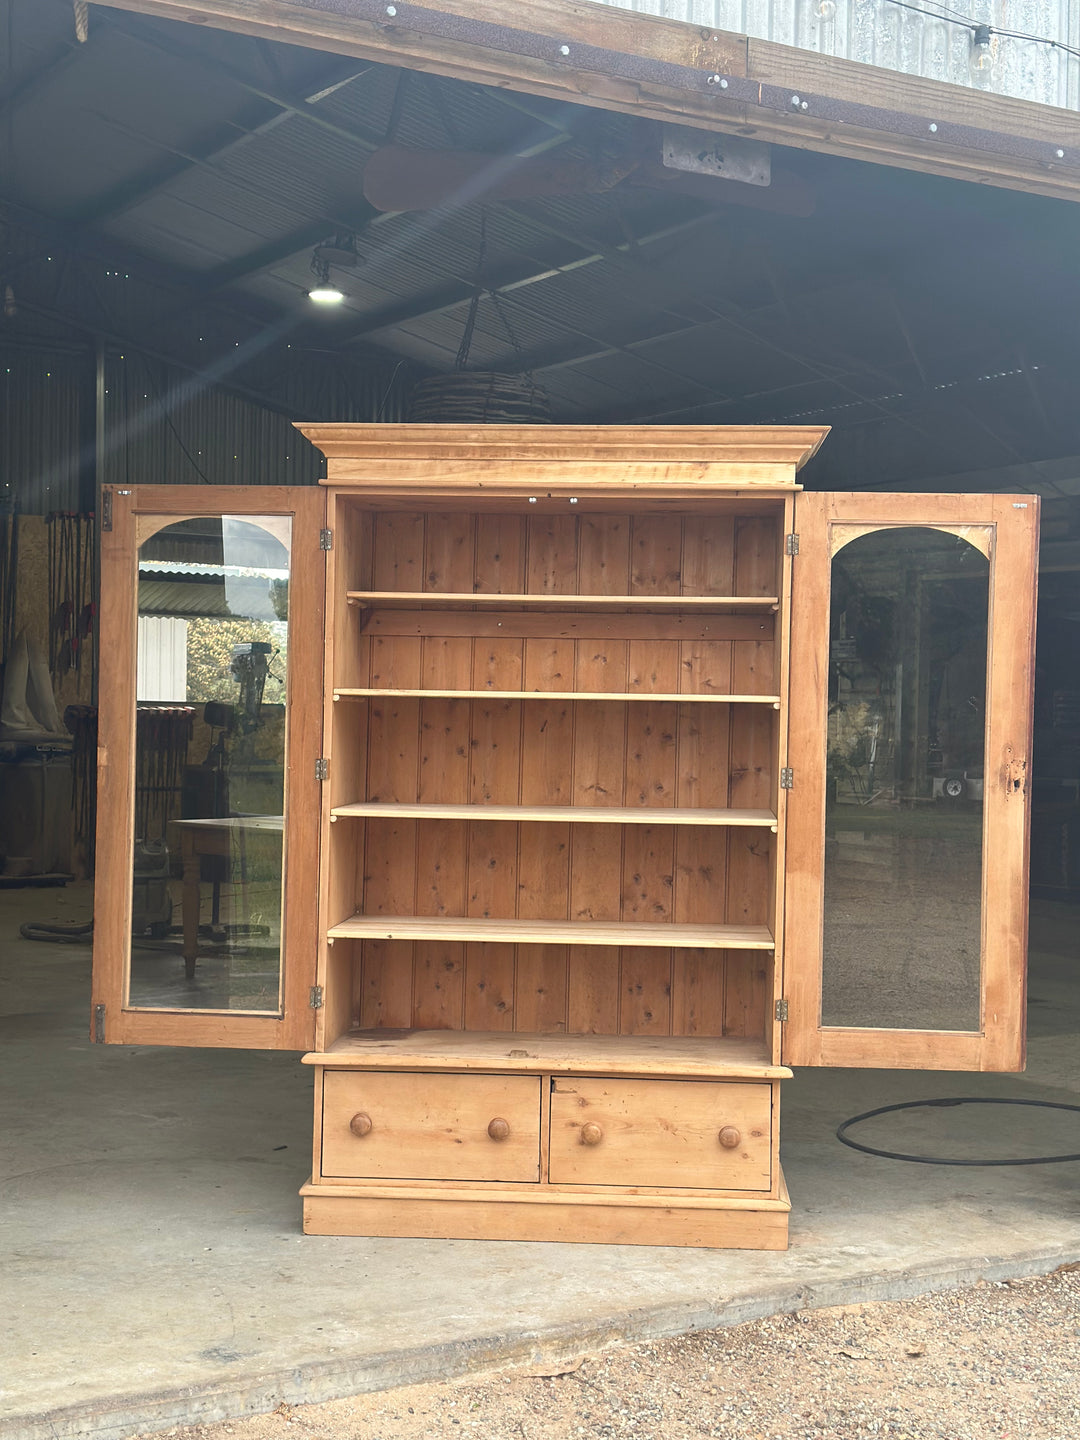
300,1174 -> 791,1250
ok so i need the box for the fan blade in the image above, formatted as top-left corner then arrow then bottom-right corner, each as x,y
363,145 -> 638,211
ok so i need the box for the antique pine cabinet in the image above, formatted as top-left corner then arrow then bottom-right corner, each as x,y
92,425 -> 1038,1249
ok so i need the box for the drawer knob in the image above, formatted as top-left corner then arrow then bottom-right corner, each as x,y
718,1125 -> 741,1149
580,1122 -> 604,1147
349,1112 -> 373,1138
487,1117 -> 511,1142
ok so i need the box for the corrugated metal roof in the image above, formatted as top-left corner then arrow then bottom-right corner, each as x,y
594,0 -> 1080,111
138,561 -> 290,580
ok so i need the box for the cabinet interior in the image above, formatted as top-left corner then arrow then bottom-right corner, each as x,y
320,499 -> 787,1066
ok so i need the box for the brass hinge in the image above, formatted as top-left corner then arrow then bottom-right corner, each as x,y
785,532 -> 799,556
315,757 -> 329,781
310,985 -> 324,1010
780,767 -> 794,789
320,528 -> 333,551
93,1003 -> 106,1042
775,999 -> 789,1023
101,490 -> 113,531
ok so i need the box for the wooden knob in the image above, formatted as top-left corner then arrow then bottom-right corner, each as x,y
487,1117 -> 511,1142
718,1126 -> 741,1149
349,1112 -> 373,1138
580,1122 -> 604,1147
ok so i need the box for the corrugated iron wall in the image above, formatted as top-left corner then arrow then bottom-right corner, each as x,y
594,0 -> 1080,110
1,347 -> 412,515
1,353 -> 84,516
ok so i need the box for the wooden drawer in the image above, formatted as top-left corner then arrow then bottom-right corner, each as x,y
321,1071 -> 541,1182
549,1078 -> 773,1190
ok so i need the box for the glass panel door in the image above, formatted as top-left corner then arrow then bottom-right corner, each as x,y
783,493 -> 1038,1070
92,487 -> 325,1049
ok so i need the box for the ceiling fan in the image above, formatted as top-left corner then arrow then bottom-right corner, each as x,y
362,124 -> 815,218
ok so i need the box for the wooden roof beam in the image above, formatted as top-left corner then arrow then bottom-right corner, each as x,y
94,0 -> 1080,202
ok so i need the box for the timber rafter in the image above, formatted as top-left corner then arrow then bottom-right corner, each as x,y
94,0 -> 1080,203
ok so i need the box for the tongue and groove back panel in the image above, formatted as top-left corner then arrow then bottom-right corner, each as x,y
328,506 -> 780,1044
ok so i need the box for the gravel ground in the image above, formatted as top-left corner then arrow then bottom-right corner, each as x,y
133,1267 -> 1079,1440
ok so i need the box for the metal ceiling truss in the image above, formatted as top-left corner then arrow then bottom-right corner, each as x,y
74,56 -> 375,226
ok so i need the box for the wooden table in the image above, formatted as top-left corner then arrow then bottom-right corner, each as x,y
169,816 -> 284,979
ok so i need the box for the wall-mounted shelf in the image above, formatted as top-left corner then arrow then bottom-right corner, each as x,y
327,915 -> 775,949
304,1029 -> 791,1079
348,591 -> 779,611
330,801 -> 778,830
334,688 -> 782,705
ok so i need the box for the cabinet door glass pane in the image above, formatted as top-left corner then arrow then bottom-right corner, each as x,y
130,515 -> 290,1012
823,526 -> 990,1031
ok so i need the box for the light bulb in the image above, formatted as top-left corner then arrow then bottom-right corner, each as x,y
970,24 -> 995,77
308,284 -> 345,305
816,0 -> 836,18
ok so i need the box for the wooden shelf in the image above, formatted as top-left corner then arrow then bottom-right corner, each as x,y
326,915 -> 775,949
303,1028 -> 791,1079
334,688 -> 781,706
348,591 -> 779,611
331,802 -> 778,831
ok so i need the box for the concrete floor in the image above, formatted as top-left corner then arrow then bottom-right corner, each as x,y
2,884 -> 1078,1440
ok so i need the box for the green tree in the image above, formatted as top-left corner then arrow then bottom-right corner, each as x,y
186,618 -> 288,705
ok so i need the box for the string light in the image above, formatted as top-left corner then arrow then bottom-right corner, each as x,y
970,23 -> 995,77
885,1 -> 1080,63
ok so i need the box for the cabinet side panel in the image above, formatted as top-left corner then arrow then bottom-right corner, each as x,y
325,503 -> 370,1042
725,700 -> 775,1043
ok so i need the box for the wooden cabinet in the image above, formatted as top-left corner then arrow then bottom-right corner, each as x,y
92,426 -> 1039,1249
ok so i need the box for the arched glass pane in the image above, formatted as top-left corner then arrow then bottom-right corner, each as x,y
822,526 -> 990,1031
129,515 -> 290,1012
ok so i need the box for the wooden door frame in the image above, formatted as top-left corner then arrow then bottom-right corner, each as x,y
92,484 -> 325,1050
97,0 -> 1080,203
783,492 -> 1039,1071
